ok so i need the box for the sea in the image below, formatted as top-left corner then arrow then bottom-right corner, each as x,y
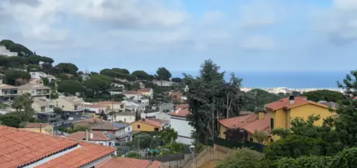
171,71 -> 350,89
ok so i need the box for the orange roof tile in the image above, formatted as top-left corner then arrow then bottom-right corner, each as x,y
140,119 -> 167,128
36,142 -> 115,168
67,131 -> 110,141
0,126 -> 77,168
97,157 -> 161,168
265,96 -> 328,111
170,104 -> 190,117
218,114 -> 271,134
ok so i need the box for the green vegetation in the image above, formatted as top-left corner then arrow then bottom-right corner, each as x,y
131,70 -> 153,81
11,94 -> 35,122
186,60 -> 244,143
156,67 -> 171,81
4,70 -> 31,85
217,148 -> 267,168
58,80 -> 83,95
54,63 -> 78,74
243,89 -> 282,112
302,89 -> 344,102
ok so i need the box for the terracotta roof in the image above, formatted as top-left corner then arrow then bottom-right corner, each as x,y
265,96 -> 329,111
97,157 -> 161,168
36,142 -> 115,168
137,88 -> 152,93
24,122 -> 51,128
218,113 -> 271,134
0,126 -> 77,168
125,90 -> 140,95
67,131 -> 110,141
170,104 -> 190,117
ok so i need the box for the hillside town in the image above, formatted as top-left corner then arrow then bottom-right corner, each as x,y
1,39 -> 356,168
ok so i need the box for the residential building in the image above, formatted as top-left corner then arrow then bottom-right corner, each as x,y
17,79 -> 50,97
0,45 -> 18,56
141,111 -> 171,121
218,113 -> 271,143
123,88 -> 153,100
0,126 -> 115,168
112,122 -> 132,142
122,100 -> 146,112
32,97 -> 54,113
52,95 -> 85,112
169,104 -> 194,145
85,101 -> 125,114
153,80 -> 174,87
22,122 -> 54,135
30,71 -> 56,82
97,157 -> 162,168
67,131 -> 116,147
0,80 -> 18,101
265,96 -> 335,130
110,112 -> 136,123
137,88 -> 154,99
131,119 -> 168,132
169,91 -> 186,103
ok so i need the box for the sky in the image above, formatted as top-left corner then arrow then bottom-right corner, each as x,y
0,0 -> 356,73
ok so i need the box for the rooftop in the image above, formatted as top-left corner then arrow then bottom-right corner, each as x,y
265,96 -> 329,111
97,157 -> 161,168
0,126 -> 115,168
67,131 -> 110,141
219,113 -> 271,134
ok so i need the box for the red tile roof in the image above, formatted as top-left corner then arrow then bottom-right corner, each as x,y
218,113 -> 271,134
0,126 -> 115,168
0,126 -> 77,168
36,142 -> 115,168
97,157 -> 161,168
265,96 -> 328,111
170,104 -> 190,117
67,131 -> 110,141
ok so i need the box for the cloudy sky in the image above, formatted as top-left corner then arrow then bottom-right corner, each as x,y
0,0 -> 356,73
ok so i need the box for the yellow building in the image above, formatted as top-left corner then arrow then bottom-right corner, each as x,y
266,96 -> 334,131
131,119 -> 166,132
22,123 -> 53,135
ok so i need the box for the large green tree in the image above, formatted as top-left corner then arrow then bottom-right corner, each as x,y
83,74 -> 112,98
335,70 -> 357,148
186,60 -> 244,143
131,70 -> 153,80
58,80 -> 83,95
11,94 -> 35,122
156,67 -> 171,81
4,70 -> 31,85
243,89 -> 282,112
54,63 -> 78,74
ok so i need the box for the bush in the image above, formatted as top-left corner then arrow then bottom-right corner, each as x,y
275,156 -> 333,168
126,152 -> 141,159
331,147 -> 357,168
216,148 -> 266,168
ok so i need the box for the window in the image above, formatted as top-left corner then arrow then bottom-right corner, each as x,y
271,118 -> 275,129
137,124 -> 141,129
154,128 -> 159,131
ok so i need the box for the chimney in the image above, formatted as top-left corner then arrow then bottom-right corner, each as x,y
89,132 -> 94,140
289,96 -> 295,105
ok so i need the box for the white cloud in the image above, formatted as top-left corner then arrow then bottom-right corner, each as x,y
238,35 -> 276,51
71,0 -> 186,28
317,0 -> 357,44
238,2 -> 278,29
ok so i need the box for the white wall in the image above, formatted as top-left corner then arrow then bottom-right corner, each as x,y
170,116 -> 194,145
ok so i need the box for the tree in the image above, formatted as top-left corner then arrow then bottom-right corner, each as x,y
252,131 -> 270,144
54,63 -> 78,74
331,147 -> 357,168
171,77 -> 182,83
158,128 -> 178,144
186,60 -> 244,143
156,67 -> 171,81
83,74 -> 112,99
0,39 -> 33,56
303,90 -> 344,102
0,114 -> 22,128
243,89 -> 282,112
11,94 -> 35,122
216,148 -> 267,168
265,115 -> 341,160
131,70 -> 153,80
4,70 -> 31,85
58,80 -> 83,95
275,156 -> 333,168
335,70 -> 357,148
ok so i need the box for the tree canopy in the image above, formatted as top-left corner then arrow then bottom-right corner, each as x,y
4,70 -> 31,85
58,80 -> 83,95
131,70 -> 153,80
54,63 -> 78,74
302,90 -> 344,102
156,67 -> 171,81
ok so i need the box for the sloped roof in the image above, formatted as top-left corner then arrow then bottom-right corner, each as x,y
137,119 -> 167,128
67,131 -> 110,141
218,113 -> 271,134
97,157 -> 161,168
0,126 -> 115,168
265,96 -> 329,111
170,104 -> 190,117
0,126 -> 77,168
36,142 -> 115,168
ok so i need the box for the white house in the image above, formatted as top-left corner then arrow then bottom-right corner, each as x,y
110,112 -> 136,123
169,104 -> 194,145
30,72 -> 56,82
